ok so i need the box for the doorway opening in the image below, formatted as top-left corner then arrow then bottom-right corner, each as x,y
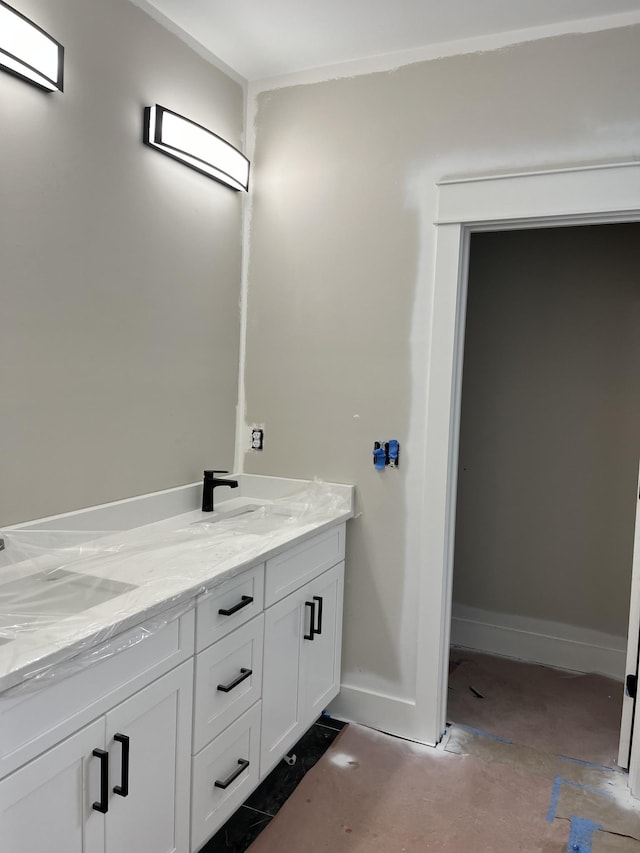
446,222 -> 640,769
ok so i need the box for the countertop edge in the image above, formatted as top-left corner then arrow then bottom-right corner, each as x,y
0,507 -> 353,696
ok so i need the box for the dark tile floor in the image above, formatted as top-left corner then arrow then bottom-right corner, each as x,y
198,715 -> 347,853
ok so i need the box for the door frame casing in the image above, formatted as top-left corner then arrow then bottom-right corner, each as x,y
414,163 -> 640,787
618,463 -> 640,778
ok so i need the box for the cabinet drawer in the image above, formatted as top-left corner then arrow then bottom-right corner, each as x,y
191,702 -> 261,851
193,615 -> 264,754
265,524 -> 345,607
195,564 -> 264,652
0,609 -> 195,780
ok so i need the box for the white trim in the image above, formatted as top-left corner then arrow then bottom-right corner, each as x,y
411,221 -> 469,744
328,684 -> 428,744
436,161 -> 640,225
438,160 -> 640,186
417,160 -> 640,756
250,11 -> 640,93
632,652 -> 640,796
621,462 -> 640,772
451,604 -> 626,682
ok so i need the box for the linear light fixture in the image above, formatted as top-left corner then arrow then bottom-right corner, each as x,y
143,105 -> 250,192
0,0 -> 63,92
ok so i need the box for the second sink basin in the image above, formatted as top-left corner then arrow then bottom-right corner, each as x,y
0,570 -> 137,634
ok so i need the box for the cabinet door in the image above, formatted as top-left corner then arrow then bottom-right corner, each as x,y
303,562 -> 344,724
0,718 -> 105,853
260,587 -> 305,778
104,660 -> 193,853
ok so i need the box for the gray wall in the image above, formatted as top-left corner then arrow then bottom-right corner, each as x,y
0,0 -> 244,526
453,225 -> 640,637
243,25 -> 640,703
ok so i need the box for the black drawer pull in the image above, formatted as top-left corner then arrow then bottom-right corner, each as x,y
218,595 -> 253,616
304,600 -> 316,640
113,733 -> 130,797
92,748 -> 109,813
217,668 -> 253,693
214,758 -> 250,790
313,595 -> 324,636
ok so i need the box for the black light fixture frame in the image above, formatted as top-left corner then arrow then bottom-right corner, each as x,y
143,104 -> 250,192
0,0 -> 64,92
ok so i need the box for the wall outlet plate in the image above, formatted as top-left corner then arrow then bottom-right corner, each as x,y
250,427 -> 264,451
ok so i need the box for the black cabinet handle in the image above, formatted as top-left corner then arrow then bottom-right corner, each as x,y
218,595 -> 253,616
313,595 -> 324,636
92,748 -> 109,813
113,733 -> 130,797
304,600 -> 316,640
214,758 -> 250,790
217,668 -> 253,693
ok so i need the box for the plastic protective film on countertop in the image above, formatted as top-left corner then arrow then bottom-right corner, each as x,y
0,481 -> 350,694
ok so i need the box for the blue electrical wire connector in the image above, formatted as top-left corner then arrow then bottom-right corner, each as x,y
373,443 -> 387,470
373,440 -> 400,469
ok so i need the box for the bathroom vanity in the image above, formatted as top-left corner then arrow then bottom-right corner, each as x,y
0,476 -> 352,853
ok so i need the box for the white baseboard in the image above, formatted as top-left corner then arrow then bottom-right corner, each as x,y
451,604 -> 626,681
328,684 -> 436,745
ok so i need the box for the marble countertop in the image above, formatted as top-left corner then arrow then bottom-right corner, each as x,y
0,478 -> 353,695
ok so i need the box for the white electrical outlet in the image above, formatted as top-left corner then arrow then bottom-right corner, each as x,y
250,427 -> 264,451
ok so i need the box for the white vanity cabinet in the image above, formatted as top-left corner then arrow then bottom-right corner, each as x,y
191,702 -> 262,850
190,522 -> 346,849
0,614 -> 195,853
0,717 -> 106,853
0,518 -> 348,853
261,526 -> 345,778
102,661 -> 193,853
0,661 -> 193,853
190,569 -> 266,850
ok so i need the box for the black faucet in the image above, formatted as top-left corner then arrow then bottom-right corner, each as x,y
202,469 -> 239,512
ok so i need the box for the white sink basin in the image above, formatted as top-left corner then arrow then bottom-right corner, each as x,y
189,503 -> 298,536
0,570 -> 137,634
190,504 -> 264,525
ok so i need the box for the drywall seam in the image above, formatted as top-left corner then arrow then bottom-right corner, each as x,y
233,85 -> 259,474
251,11 -> 640,93
451,605 -> 627,680
128,0 -> 247,88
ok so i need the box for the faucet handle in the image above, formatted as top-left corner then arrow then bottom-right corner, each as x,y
204,469 -> 228,478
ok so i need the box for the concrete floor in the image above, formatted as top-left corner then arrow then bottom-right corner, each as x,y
447,649 -> 624,768
245,652 -> 640,852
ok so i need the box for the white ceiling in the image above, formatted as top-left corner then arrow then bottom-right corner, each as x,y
138,0 -> 640,81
